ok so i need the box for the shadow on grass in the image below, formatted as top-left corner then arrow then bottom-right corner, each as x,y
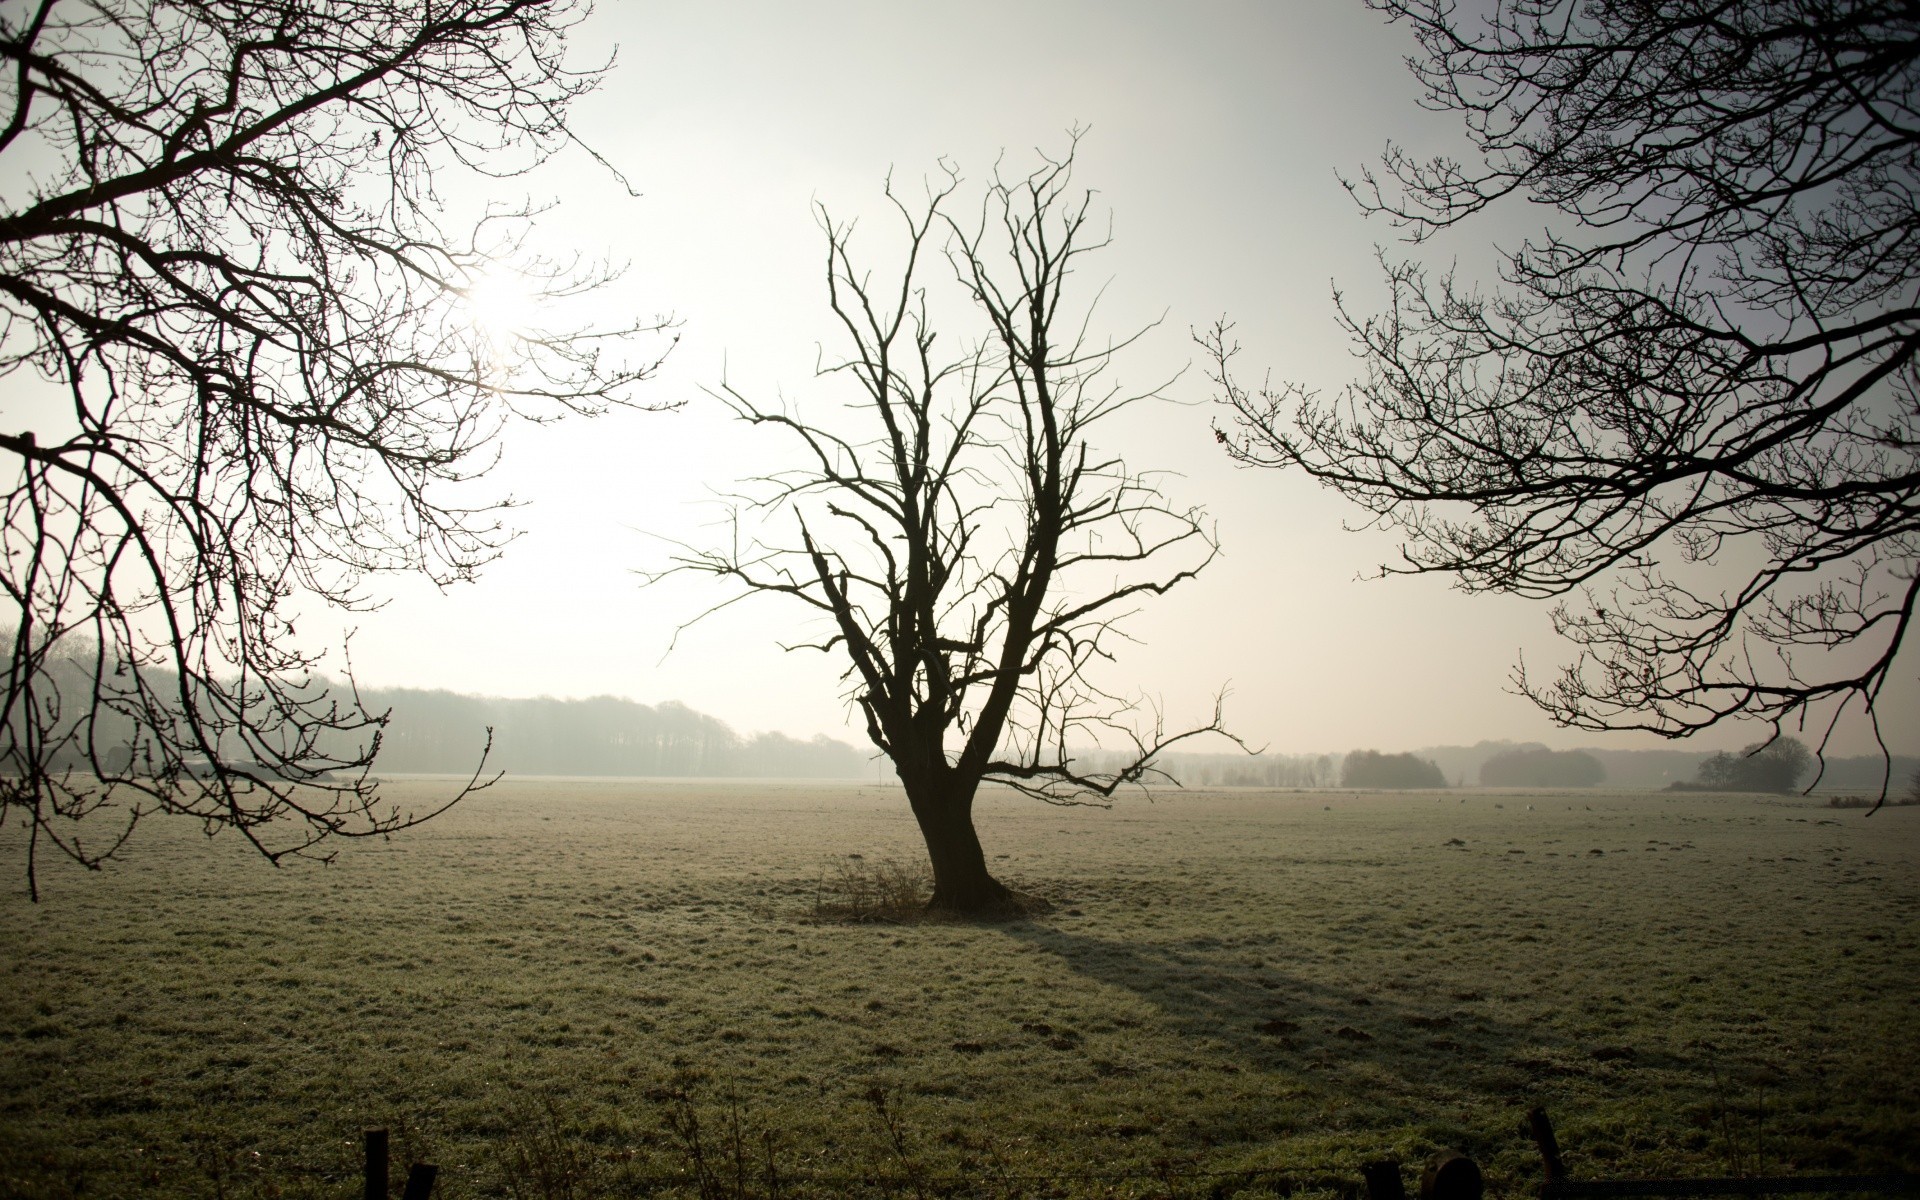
996,913 -> 1920,1173
995,916 -> 1619,1123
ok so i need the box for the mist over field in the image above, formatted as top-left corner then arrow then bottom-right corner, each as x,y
365,685 -> 1920,795
4,1 -> 1918,1197
362,689 -> 873,779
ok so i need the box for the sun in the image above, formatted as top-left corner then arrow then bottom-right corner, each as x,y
460,266 -> 540,346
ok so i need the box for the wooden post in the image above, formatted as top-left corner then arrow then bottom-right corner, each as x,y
401,1163 -> 438,1200
1365,1160 -> 1409,1200
1422,1153 -> 1484,1200
363,1128 -> 389,1200
1528,1106 -> 1568,1190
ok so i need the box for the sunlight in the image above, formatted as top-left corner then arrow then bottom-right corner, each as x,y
460,265 -> 541,346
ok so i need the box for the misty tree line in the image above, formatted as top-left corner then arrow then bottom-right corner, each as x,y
361,689 -> 869,779
0,633 -> 867,781
1134,746 -> 1594,790
2,639 -> 145,777
1133,742 -> 1918,795
1681,740 -> 1816,796
13,632 -> 1904,792
1130,752 -> 1340,789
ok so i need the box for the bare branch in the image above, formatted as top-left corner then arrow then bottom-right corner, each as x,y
1,0 -> 675,897
1212,1 -> 1920,793
659,140 -> 1233,912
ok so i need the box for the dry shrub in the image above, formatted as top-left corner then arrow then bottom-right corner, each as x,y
1827,789 -> 1920,809
811,855 -> 930,922
647,1073 -> 784,1200
493,1095 -> 604,1200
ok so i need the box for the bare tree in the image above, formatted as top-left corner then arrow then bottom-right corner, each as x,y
1210,0 -> 1919,790
0,0 -> 673,898
660,144 -> 1230,914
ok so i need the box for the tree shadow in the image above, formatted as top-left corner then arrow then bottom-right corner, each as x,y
996,915 -> 1636,1122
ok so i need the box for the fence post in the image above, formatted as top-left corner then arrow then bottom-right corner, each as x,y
363,1128 -> 389,1200
1422,1152 -> 1484,1200
401,1162 -> 438,1200
1527,1106 -> 1568,1191
1365,1160 -> 1409,1200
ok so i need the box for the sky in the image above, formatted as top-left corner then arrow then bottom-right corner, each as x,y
337,0 -> 1916,760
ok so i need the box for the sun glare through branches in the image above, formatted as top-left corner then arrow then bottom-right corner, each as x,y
461,265 -> 544,354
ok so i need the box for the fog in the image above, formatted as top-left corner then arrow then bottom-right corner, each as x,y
328,1 -> 1917,762
359,683 -> 1917,794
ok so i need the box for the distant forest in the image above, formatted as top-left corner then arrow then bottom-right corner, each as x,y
17,649 -> 1914,790
360,689 -> 870,779
1134,740 -> 1918,794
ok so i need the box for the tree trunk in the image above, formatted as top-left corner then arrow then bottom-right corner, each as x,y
906,780 -> 1016,914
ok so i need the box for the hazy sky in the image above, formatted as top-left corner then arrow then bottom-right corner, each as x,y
339,0 -> 1915,760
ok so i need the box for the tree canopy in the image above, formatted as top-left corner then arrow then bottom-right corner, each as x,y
1,0 -> 671,896
1479,745 -> 1604,788
1696,737 -> 1814,794
1210,0 -> 1919,786
660,143 -> 1229,912
1342,749 -> 1446,789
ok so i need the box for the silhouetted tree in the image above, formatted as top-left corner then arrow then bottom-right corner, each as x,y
1209,1 -> 1919,790
1,1 -> 672,897
1480,745 -> 1604,788
659,142 -> 1231,913
1693,754 -> 1738,791
1341,749 -> 1445,789
1696,736 -> 1814,794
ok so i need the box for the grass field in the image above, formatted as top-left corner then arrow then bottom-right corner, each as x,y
2,780 -> 1916,1198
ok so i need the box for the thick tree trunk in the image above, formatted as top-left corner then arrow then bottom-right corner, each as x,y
906,781 -> 1017,914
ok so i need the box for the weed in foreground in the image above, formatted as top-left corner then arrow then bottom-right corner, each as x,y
648,1072 -> 785,1200
494,1094 -> 607,1200
1693,1054 -> 1776,1179
607,1081 -> 1357,1200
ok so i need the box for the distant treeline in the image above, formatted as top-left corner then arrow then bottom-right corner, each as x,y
10,635 -> 1911,790
1421,740 -> 1918,793
1479,745 -> 1605,787
1102,739 -> 1917,793
1062,749 -> 1341,789
0,629 -> 868,780
1342,749 -> 1447,789
360,689 -> 869,778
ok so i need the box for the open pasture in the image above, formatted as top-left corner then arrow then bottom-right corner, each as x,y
2,780 -> 1916,1198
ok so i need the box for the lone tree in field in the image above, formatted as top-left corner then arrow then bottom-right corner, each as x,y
0,0 -> 672,897
664,145 -> 1229,914
1208,0 -> 1920,790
